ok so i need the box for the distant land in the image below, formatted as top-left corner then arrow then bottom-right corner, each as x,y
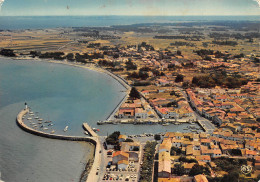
0,15 -> 260,30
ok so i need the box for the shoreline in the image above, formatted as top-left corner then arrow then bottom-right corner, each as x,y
0,55 -> 129,182
0,55 -> 131,91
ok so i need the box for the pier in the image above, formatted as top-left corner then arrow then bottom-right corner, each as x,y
16,108 -> 101,182
82,123 -> 98,137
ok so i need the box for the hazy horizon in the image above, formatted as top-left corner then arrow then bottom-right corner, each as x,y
0,0 -> 259,16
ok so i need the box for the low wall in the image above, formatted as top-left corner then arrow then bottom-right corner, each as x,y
16,109 -> 97,144
16,108 -> 100,182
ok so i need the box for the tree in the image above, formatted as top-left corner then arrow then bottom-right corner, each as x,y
66,53 -> 74,61
125,138 -> 134,142
175,74 -> 184,82
189,164 -> 210,176
177,50 -> 182,56
129,87 -> 140,99
189,164 -> 205,176
182,81 -> 189,89
221,170 -> 239,182
0,49 -> 16,57
174,164 -> 185,176
154,134 -> 161,141
105,131 -> 120,145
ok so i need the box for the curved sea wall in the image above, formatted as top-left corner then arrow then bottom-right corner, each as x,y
16,108 -> 101,182
16,109 -> 97,144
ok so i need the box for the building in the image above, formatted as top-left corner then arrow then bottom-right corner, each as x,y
118,135 -> 127,143
121,142 -> 140,162
158,151 -> 171,178
118,160 -> 129,170
112,151 -> 129,165
194,174 -> 208,182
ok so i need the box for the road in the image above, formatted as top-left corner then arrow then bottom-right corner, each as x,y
177,87 -> 216,133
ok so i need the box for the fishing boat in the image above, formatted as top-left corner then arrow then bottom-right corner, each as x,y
0,171 -> 4,182
162,123 -> 170,126
29,112 -> 33,114
45,120 -> 52,123
64,126 -> 68,132
50,130 -> 55,134
34,116 -> 39,119
48,123 -> 54,126
84,131 -> 89,135
38,122 -> 42,124
38,118 -> 43,121
97,121 -> 104,125
43,127 -> 48,130
92,128 -> 100,132
27,117 -> 32,120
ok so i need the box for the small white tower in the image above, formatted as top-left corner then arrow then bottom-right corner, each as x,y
25,102 -> 28,109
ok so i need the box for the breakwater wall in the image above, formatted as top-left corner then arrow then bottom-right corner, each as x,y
16,108 -> 100,182
16,109 -> 97,144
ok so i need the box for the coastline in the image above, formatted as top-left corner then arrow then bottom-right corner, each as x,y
1,55 -> 131,91
16,108 -> 101,182
1,55 -> 130,182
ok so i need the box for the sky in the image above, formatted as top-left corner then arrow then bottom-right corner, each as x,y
0,0 -> 259,16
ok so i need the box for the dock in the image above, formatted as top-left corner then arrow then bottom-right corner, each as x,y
197,120 -> 216,133
82,123 -> 98,137
16,108 -> 101,182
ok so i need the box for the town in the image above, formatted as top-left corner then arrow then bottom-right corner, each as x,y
0,20 -> 259,182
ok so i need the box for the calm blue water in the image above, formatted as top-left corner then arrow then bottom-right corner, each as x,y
0,58 -> 126,182
0,16 -> 259,30
0,58 -> 202,181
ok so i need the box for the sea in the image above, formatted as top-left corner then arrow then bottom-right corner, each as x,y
0,15 -> 259,30
0,15 -> 256,182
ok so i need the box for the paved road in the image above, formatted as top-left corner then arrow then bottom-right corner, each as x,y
177,88 -> 216,132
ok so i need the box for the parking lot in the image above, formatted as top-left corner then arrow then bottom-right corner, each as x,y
102,161 -> 139,181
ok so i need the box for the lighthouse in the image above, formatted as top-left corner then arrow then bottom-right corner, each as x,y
25,102 -> 28,109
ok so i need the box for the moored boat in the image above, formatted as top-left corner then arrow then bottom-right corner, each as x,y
64,126 -> 68,132
162,123 -> 170,126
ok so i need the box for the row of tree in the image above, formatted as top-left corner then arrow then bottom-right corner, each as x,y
139,141 -> 157,182
0,49 -> 16,57
192,73 -> 248,88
